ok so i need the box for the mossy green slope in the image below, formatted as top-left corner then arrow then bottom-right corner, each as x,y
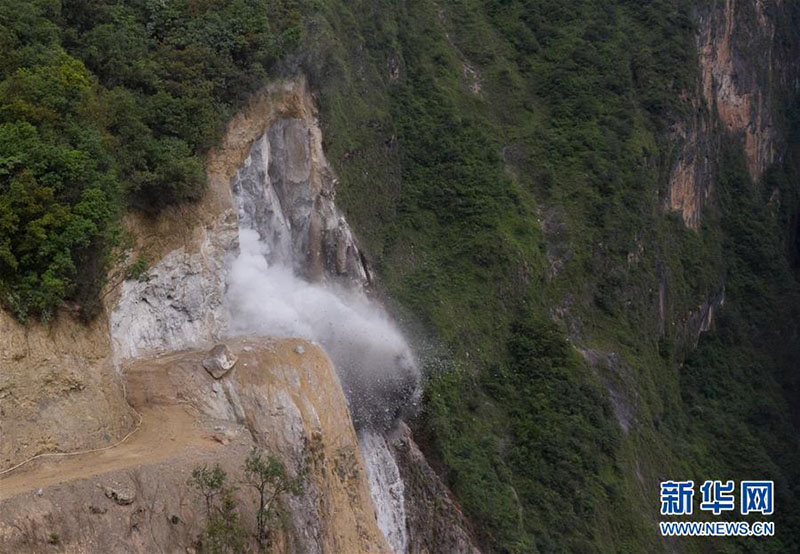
304,1 -> 800,552
1,1 -> 798,552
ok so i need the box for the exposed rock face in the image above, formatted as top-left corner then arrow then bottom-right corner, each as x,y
110,78 -> 371,364
109,80 -> 321,364
233,119 -> 370,287
109,217 -> 237,362
386,424 -> 482,554
359,425 -> 483,554
667,110 -> 716,231
0,339 -> 390,554
224,94 -> 420,433
698,0 -> 777,181
0,310 -> 135,472
359,430 -> 409,553
667,0 -> 799,229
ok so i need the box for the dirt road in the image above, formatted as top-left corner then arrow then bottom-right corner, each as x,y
0,404 -> 220,501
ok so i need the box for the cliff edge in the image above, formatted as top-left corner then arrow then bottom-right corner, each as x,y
0,339 -> 390,554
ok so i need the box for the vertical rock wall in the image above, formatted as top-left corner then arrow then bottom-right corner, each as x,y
106,77 -> 480,553
667,0 -> 799,229
110,79 -> 371,365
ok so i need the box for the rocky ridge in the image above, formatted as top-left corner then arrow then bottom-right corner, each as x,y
0,77 -> 480,554
0,339 -> 390,554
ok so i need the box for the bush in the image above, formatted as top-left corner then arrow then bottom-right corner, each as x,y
189,464 -> 246,554
244,448 -> 304,552
189,452 -> 305,553
0,0 -> 309,319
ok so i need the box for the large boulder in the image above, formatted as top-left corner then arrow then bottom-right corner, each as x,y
202,343 -> 238,379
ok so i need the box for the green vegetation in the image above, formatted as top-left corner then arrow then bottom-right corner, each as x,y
244,448 -> 304,551
0,2 -> 118,320
190,451 -> 303,553
190,463 -> 246,554
126,255 -> 149,281
674,142 -> 800,552
61,0 -> 301,211
2,0 -> 799,552
426,316 -> 626,551
0,0 -> 301,319
306,0 -> 800,552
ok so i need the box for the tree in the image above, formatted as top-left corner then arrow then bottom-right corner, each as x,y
189,464 -> 245,554
243,448 -> 304,552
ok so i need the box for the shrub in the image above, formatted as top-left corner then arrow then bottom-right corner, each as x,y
243,448 -> 304,552
189,464 -> 246,554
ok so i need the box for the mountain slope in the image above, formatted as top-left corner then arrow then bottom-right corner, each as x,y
300,0 -> 800,551
0,1 -> 798,552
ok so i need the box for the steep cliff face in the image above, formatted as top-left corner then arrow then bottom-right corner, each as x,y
668,0 -> 798,229
0,310 -> 134,472
110,78 -> 373,360
383,424 -> 481,554
1,76 -> 478,553
110,80 -> 319,361
232,119 -> 371,287
698,0 -> 777,180
667,103 -> 716,231
0,339 -> 390,553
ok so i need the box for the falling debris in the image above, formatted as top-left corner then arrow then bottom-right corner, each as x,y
202,344 -> 238,379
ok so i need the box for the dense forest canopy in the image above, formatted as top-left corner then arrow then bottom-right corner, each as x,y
1,1 -> 799,552
0,0 -> 300,320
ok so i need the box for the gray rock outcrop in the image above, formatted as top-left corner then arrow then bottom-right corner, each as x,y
232,118 -> 371,287
202,344 -> 238,379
